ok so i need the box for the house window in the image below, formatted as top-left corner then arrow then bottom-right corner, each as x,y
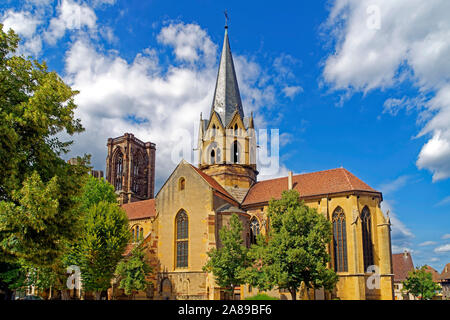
176,211 -> 188,268
333,207 -> 348,272
361,206 -> 374,271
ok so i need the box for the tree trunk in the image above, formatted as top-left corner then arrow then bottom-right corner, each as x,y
94,291 -> 102,300
231,285 -> 235,301
290,288 -> 296,300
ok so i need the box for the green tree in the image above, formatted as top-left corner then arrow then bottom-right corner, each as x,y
203,213 -> 248,300
79,175 -> 117,212
402,265 -> 441,300
115,245 -> 152,299
243,190 -> 338,300
76,201 -> 130,299
0,25 -> 89,296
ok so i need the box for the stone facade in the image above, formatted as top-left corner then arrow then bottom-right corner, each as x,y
106,133 -> 156,204
118,26 -> 394,300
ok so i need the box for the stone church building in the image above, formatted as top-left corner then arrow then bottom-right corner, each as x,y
105,26 -> 394,300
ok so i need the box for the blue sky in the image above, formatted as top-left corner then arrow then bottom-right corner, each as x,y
1,0 -> 449,271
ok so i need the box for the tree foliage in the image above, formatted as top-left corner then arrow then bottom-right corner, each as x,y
0,25 -> 84,202
75,201 -> 130,298
243,190 -> 338,300
0,25 -> 89,295
402,265 -> 441,300
203,213 -> 248,298
115,245 -> 152,297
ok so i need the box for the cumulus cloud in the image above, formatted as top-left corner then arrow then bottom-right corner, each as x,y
157,22 -> 217,65
61,22 -> 295,188
323,0 -> 450,181
45,0 -> 97,45
1,9 -> 43,56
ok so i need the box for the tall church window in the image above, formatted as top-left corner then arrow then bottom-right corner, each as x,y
250,217 -> 260,245
361,206 -> 374,271
234,123 -> 238,136
210,149 -> 216,164
232,141 -> 240,164
333,207 -> 348,272
176,210 -> 188,268
211,124 -> 216,137
114,150 -> 123,191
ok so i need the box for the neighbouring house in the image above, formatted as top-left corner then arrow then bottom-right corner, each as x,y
439,263 -> 450,300
392,250 -> 415,300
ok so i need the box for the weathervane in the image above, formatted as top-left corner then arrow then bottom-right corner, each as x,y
224,10 -> 228,29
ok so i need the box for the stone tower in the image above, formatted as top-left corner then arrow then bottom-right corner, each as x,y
198,26 -> 257,202
106,133 -> 156,204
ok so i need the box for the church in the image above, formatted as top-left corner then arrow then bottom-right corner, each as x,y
105,25 -> 394,300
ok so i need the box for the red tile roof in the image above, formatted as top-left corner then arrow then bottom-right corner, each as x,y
190,164 -> 237,204
242,168 -> 380,206
424,265 -> 440,282
392,252 -> 415,282
440,263 -> 450,281
121,198 -> 156,221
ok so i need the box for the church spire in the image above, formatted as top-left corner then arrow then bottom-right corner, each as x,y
210,24 -> 244,127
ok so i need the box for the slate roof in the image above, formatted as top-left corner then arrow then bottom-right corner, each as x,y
242,168 -> 381,206
210,27 -> 244,127
392,252 -> 415,282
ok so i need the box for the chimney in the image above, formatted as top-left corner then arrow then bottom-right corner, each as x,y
288,171 -> 293,190
403,249 -> 408,258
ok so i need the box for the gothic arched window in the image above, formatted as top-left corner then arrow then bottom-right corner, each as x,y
176,210 -> 188,268
232,141 -> 240,164
333,207 -> 348,272
250,217 -> 260,245
131,225 -> 144,242
234,123 -> 238,136
361,206 -> 374,271
114,150 -> 123,191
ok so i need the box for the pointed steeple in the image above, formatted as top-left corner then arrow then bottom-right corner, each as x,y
210,26 -> 244,127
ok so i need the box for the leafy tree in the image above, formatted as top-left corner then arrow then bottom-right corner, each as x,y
0,25 -> 89,296
75,201 -> 130,299
203,213 -> 248,300
243,190 -> 338,300
402,265 -> 441,300
79,175 -> 117,212
115,245 -> 152,299
0,25 -> 84,202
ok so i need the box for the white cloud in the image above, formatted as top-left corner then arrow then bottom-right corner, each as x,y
436,196 -> 450,207
323,0 -> 450,181
377,175 -> 411,195
419,241 -> 436,247
157,22 -> 217,65
381,201 -> 414,253
1,9 -> 43,57
45,0 -> 97,45
442,234 -> 450,240
1,10 -> 41,38
434,244 -> 450,253
282,86 -> 303,99
62,22 -> 292,189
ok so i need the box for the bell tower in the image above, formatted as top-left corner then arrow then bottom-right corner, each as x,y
106,133 -> 156,204
198,25 -> 257,202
